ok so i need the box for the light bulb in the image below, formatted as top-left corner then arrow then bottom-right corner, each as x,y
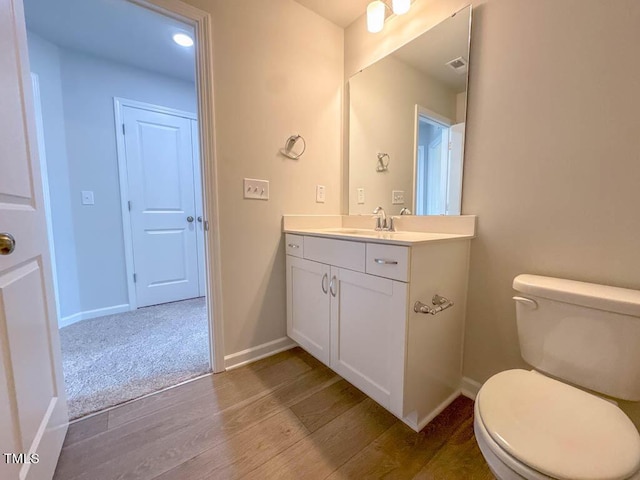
367,1 -> 386,33
392,0 -> 410,15
173,33 -> 194,47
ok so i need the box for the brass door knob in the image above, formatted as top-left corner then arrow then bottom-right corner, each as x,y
0,233 -> 16,255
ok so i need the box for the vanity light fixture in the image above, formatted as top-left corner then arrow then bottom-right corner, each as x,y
367,0 -> 411,33
173,33 -> 194,47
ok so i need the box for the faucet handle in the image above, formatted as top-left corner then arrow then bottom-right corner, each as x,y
374,216 -> 384,230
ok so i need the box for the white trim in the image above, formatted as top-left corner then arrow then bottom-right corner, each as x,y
128,0 -> 225,374
461,376 -> 483,400
59,304 -> 130,328
224,337 -> 296,371
31,72 -> 62,324
113,97 -> 198,312
403,389 -> 462,432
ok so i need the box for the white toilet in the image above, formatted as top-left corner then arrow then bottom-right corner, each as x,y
474,274 -> 640,480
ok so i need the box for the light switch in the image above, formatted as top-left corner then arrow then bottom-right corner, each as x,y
81,191 -> 94,205
243,178 -> 269,200
392,190 -> 405,205
316,185 -> 326,203
357,188 -> 365,204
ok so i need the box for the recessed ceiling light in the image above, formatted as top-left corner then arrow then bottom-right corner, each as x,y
173,33 -> 194,47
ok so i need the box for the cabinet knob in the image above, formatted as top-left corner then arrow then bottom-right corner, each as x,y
321,273 -> 328,294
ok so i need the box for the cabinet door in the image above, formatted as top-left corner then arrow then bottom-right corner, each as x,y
330,268 -> 407,415
286,256 -> 331,365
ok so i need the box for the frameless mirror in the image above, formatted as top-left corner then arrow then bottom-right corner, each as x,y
348,5 -> 471,216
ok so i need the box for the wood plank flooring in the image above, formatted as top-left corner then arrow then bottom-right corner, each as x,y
54,347 -> 494,480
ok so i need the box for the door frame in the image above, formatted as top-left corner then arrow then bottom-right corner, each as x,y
113,97 -> 198,311
121,0 -> 225,373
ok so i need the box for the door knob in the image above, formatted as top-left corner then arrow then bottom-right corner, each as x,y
0,233 -> 16,255
197,216 -> 203,222
187,216 -> 194,223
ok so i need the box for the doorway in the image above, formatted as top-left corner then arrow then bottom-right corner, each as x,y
24,0 -> 215,419
414,105 -> 465,215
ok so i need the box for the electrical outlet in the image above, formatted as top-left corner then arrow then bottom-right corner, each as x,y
357,188 -> 365,204
316,185 -> 326,203
81,191 -> 95,205
392,190 -> 405,205
243,178 -> 269,200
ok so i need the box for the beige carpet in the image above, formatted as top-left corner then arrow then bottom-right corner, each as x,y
59,297 -> 210,419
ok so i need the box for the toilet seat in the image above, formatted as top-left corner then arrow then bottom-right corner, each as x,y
476,370 -> 640,480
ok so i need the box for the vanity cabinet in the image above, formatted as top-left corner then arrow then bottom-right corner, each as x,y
285,231 -> 471,431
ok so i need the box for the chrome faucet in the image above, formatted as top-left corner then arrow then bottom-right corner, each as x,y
399,207 -> 412,215
373,206 -> 395,231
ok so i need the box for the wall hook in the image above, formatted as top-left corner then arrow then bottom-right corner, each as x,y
376,152 -> 390,172
280,134 -> 306,160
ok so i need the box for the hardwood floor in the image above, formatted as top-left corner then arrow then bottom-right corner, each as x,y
54,347 -> 494,480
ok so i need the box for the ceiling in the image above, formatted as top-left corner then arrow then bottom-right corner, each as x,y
391,6 -> 470,93
294,0 -> 370,28
24,0 -> 195,83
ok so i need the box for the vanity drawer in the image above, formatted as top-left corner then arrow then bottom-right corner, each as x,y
304,236 -> 365,272
285,234 -> 304,257
366,244 -> 410,282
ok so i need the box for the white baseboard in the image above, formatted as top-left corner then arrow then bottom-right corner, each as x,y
224,336 -> 296,370
461,376 -> 483,400
59,304 -> 131,328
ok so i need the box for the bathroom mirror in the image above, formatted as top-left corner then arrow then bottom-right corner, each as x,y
348,5 -> 471,216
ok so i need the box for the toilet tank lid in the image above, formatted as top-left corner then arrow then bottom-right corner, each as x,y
513,274 -> 640,316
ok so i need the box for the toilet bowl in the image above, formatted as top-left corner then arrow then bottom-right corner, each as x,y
474,370 -> 640,480
474,275 -> 640,480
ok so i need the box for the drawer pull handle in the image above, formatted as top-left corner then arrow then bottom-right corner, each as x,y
414,295 -> 454,315
374,258 -> 398,265
329,276 -> 337,297
321,273 -> 328,294
288,243 -> 300,249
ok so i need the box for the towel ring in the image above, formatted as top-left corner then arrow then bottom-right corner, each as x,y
280,134 -> 306,160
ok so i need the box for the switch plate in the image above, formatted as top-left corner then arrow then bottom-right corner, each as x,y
316,185 -> 326,203
357,188 -> 365,204
243,178 -> 269,200
81,191 -> 95,205
392,190 -> 405,205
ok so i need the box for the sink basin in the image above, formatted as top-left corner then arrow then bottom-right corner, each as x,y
320,228 -> 374,235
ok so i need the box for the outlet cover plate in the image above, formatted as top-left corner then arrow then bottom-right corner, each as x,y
392,190 -> 405,205
316,185 -> 326,203
357,188 -> 365,204
243,178 -> 269,200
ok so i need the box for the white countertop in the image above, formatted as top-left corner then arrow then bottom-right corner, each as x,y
283,227 -> 474,246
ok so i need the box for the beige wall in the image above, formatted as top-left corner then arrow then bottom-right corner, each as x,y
348,54 -> 456,215
183,0 -> 343,355
346,0 -> 640,426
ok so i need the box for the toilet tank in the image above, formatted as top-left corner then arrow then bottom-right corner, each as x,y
513,274 -> 640,401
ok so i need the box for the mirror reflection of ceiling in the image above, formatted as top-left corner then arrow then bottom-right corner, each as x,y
23,0 -> 195,82
390,9 -> 469,93
293,0 -> 371,28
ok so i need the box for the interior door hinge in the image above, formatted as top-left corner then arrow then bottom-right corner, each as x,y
128,200 -> 132,211
133,273 -> 137,283
122,123 -> 126,135
204,220 -> 209,231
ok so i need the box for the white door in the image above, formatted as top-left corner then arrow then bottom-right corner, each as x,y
286,256 -> 331,365
446,122 -> 465,215
330,268 -> 407,416
0,0 -> 68,478
123,107 -> 199,308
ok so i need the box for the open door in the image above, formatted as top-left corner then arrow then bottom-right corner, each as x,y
0,0 -> 69,478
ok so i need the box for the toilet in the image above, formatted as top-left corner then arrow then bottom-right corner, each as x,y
474,274 -> 640,480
